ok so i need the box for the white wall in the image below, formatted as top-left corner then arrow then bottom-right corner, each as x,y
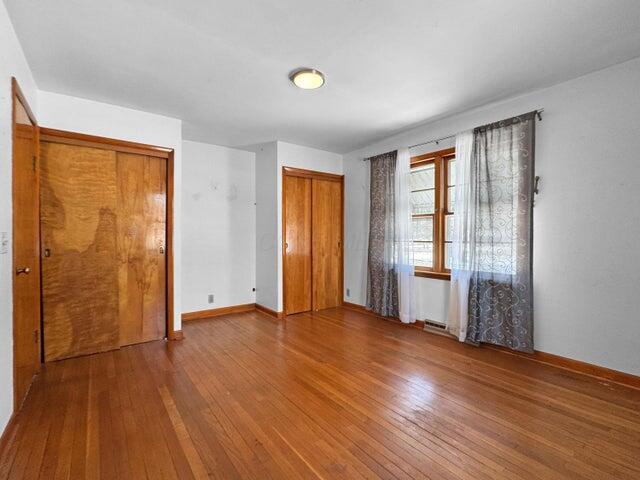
249,141 -> 343,312
344,57 -> 640,375
181,141 -> 256,313
0,1 -> 39,434
251,142 -> 279,311
37,91 -> 184,333
276,142 -> 343,311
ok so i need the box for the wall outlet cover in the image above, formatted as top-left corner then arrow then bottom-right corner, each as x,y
208,294 -> 214,304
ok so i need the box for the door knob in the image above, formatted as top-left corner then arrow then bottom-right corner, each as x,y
16,266 -> 31,275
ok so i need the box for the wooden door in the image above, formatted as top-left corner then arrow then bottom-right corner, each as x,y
40,143 -> 120,361
12,81 -> 41,408
117,153 -> 166,346
283,175 -> 312,314
312,178 -> 343,310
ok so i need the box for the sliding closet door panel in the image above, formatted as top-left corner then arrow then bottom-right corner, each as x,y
283,175 -> 312,314
40,143 -> 119,361
117,153 -> 166,346
312,179 -> 343,310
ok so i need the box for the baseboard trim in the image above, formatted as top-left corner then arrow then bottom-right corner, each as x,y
342,302 -> 640,389
486,345 -> 640,390
255,304 -> 284,319
182,303 -> 256,322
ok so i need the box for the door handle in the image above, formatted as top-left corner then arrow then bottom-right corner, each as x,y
16,266 -> 31,275
159,246 -> 165,254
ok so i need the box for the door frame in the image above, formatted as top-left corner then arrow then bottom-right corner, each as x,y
38,127 -> 179,341
11,77 -> 40,411
281,166 -> 344,315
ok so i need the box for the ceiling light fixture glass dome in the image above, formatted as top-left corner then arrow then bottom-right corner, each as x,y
289,68 -> 325,89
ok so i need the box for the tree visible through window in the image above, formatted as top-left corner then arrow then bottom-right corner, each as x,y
410,148 -> 455,278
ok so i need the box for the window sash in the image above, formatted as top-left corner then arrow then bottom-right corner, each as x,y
410,148 -> 455,276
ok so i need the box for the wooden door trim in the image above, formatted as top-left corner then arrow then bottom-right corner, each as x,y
282,167 -> 344,316
11,78 -> 40,412
39,127 -> 171,158
282,166 -> 343,182
166,150 -> 179,340
12,78 -> 37,125
39,129 -> 179,342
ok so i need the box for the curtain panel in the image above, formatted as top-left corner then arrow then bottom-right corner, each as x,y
366,151 -> 399,317
449,112 -> 536,352
395,148 -> 416,323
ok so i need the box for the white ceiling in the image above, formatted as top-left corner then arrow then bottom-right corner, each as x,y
6,0 -> 640,153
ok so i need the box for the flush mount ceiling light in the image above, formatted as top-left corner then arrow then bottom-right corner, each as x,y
289,68 -> 325,90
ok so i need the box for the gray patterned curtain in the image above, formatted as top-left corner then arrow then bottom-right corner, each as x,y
366,151 -> 398,317
465,112 -> 536,352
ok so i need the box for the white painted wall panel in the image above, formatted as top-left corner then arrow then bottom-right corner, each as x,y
181,141 -> 256,313
344,57 -> 640,375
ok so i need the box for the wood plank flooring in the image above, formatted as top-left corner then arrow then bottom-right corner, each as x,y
1,307 -> 639,479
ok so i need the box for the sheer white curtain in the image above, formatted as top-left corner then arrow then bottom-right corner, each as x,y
394,147 -> 415,323
447,131 -> 474,341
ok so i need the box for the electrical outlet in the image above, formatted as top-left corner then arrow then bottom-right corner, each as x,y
208,294 -> 214,304
346,288 -> 350,297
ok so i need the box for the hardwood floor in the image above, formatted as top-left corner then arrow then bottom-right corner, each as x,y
1,307 -> 639,479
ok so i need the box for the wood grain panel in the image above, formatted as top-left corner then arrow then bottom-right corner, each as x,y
12,80 -> 40,410
283,175 -> 312,314
2,307 -> 639,479
117,153 -> 166,346
40,142 -> 119,361
312,178 -> 343,310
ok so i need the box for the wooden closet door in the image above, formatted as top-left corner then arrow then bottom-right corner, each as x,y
283,175 -> 312,314
40,143 -> 119,361
117,153 -> 166,346
312,179 -> 343,310
12,93 -> 40,407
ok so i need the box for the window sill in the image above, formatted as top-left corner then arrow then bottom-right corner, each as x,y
414,270 -> 451,281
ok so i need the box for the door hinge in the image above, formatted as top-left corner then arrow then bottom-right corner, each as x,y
32,155 -> 37,171
33,329 -> 39,344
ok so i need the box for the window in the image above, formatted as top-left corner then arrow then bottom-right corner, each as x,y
410,147 -> 455,279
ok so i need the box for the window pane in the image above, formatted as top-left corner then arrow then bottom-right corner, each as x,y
447,186 -> 456,212
411,164 -> 435,191
448,158 -> 456,186
445,214 -> 454,241
444,242 -> 452,270
412,217 -> 433,242
411,189 -> 435,214
413,242 -> 433,268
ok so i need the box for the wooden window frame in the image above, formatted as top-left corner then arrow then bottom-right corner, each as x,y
410,147 -> 455,280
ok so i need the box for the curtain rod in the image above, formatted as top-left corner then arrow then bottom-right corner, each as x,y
408,108 -> 544,150
362,109 -> 544,160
